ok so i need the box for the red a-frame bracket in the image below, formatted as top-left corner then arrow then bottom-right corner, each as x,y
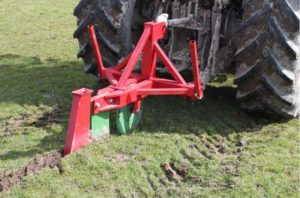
64,21 -> 203,156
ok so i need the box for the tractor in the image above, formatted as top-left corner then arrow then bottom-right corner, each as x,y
64,0 -> 299,155
73,0 -> 299,118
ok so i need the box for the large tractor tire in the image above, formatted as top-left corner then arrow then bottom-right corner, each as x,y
73,0 -> 143,77
235,0 -> 299,118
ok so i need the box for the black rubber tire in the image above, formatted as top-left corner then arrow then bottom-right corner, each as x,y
73,0 -> 136,77
235,0 -> 299,118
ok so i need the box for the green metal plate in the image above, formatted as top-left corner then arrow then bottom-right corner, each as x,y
91,111 -> 110,139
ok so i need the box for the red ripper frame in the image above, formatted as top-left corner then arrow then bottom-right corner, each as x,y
64,21 -> 203,155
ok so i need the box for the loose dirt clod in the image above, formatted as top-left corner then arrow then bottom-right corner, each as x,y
29,106 -> 63,128
0,151 -> 63,192
161,162 -> 188,182
1,114 -> 28,135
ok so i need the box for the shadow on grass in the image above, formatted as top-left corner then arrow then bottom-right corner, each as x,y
127,86 -> 276,137
0,54 -> 288,161
0,54 -> 99,106
0,128 -> 64,161
0,54 -> 95,161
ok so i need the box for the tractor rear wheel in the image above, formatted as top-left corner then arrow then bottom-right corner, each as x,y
73,0 -> 136,77
73,0 -> 158,78
235,0 -> 299,118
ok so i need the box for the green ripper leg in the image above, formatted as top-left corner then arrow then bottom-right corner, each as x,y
129,110 -> 142,129
91,111 -> 110,141
116,106 -> 130,135
116,104 -> 142,135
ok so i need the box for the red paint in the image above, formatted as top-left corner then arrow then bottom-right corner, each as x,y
64,88 -> 93,156
190,41 -> 203,99
88,26 -> 105,76
64,22 -> 204,155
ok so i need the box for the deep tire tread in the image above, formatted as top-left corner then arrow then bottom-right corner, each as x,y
74,0 -> 135,76
235,0 -> 299,118
278,0 -> 300,27
234,59 -> 262,83
96,5 -> 118,32
95,28 -> 120,57
73,13 -> 95,38
260,73 -> 294,105
264,47 -> 295,82
235,32 -> 267,58
267,17 -> 297,58
74,0 -> 91,16
237,3 -> 273,32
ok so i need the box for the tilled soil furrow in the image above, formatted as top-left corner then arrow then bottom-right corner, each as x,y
0,151 -> 63,192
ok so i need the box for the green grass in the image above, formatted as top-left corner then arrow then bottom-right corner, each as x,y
0,0 -> 299,197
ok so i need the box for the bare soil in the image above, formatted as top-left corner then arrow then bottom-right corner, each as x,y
0,151 -> 63,192
29,106 -> 63,128
161,162 -> 188,182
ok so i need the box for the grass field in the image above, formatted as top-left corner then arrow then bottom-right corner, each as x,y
0,0 -> 299,197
